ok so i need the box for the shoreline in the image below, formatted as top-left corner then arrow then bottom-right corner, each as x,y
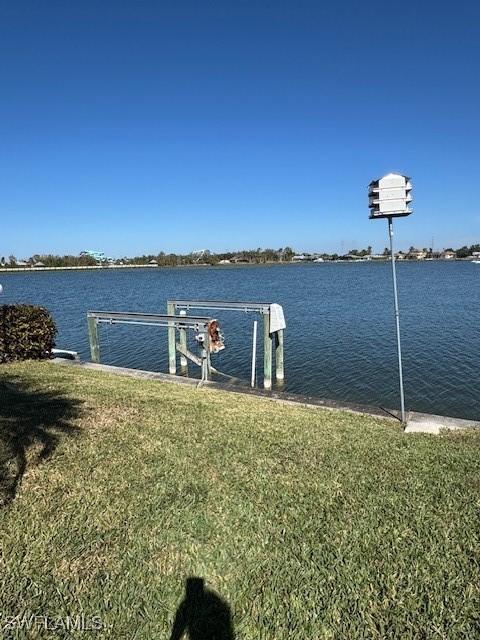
61,359 -> 480,432
0,259 -> 474,274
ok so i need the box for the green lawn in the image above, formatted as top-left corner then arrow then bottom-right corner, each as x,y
1,362 -> 479,638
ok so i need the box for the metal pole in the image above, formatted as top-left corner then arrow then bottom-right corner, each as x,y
202,332 -> 210,382
251,320 -> 258,387
388,216 -> 406,423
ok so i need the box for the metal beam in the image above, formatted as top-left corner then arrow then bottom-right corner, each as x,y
169,300 -> 271,314
87,310 -> 213,331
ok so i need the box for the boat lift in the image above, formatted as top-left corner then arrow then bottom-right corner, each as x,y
167,300 -> 285,389
87,310 -> 222,382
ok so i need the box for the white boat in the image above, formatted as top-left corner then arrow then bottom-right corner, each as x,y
472,260 -> 480,264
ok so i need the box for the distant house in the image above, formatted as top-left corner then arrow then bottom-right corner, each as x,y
33,261 -> 45,267
148,259 -> 158,266
16,261 -> 29,267
441,250 -> 456,260
292,254 -> 307,262
218,259 -> 231,264
406,249 -> 427,260
231,255 -> 249,263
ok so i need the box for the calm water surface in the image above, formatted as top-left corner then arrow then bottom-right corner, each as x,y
1,262 -> 479,420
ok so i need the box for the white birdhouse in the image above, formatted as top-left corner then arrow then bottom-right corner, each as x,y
368,173 -> 412,219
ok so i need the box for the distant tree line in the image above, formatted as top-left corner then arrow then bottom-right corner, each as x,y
1,243 -> 478,267
0,247 -> 296,267
448,243 -> 480,258
1,254 -> 97,267
128,247 -> 295,266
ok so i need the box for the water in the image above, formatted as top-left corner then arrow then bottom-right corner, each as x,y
1,262 -> 478,420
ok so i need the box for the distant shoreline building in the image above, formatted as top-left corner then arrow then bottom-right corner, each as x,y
406,249 -> 427,260
441,250 -> 456,260
81,250 -> 113,263
81,250 -> 106,262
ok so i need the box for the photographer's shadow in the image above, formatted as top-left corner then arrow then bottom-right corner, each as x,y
170,577 -> 234,640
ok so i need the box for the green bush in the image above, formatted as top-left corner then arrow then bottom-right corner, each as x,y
0,304 -> 57,363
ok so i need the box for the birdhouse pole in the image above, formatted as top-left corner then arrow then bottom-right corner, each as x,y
387,216 -> 406,422
368,173 -> 413,423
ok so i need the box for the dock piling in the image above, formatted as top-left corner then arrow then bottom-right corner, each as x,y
179,309 -> 188,368
251,320 -> 258,387
167,301 -> 177,374
263,313 -> 272,389
275,329 -> 284,381
87,316 -> 100,363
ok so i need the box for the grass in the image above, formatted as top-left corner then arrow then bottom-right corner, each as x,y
0,361 -> 479,638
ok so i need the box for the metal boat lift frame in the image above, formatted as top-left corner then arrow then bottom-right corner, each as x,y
167,299 -> 284,389
87,310 -> 216,381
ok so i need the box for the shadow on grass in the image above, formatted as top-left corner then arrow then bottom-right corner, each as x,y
170,577 -> 234,640
0,377 -> 82,507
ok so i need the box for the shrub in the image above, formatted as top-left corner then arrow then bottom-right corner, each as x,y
0,304 -> 57,363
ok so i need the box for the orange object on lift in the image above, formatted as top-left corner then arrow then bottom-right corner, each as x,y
208,320 -> 225,353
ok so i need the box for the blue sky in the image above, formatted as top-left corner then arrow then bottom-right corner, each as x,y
1,0 -> 479,257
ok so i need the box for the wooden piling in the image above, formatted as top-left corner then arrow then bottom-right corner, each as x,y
167,301 -> 176,374
87,317 -> 100,363
179,309 -> 188,368
263,312 -> 272,389
251,320 -> 258,387
275,329 -> 284,381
